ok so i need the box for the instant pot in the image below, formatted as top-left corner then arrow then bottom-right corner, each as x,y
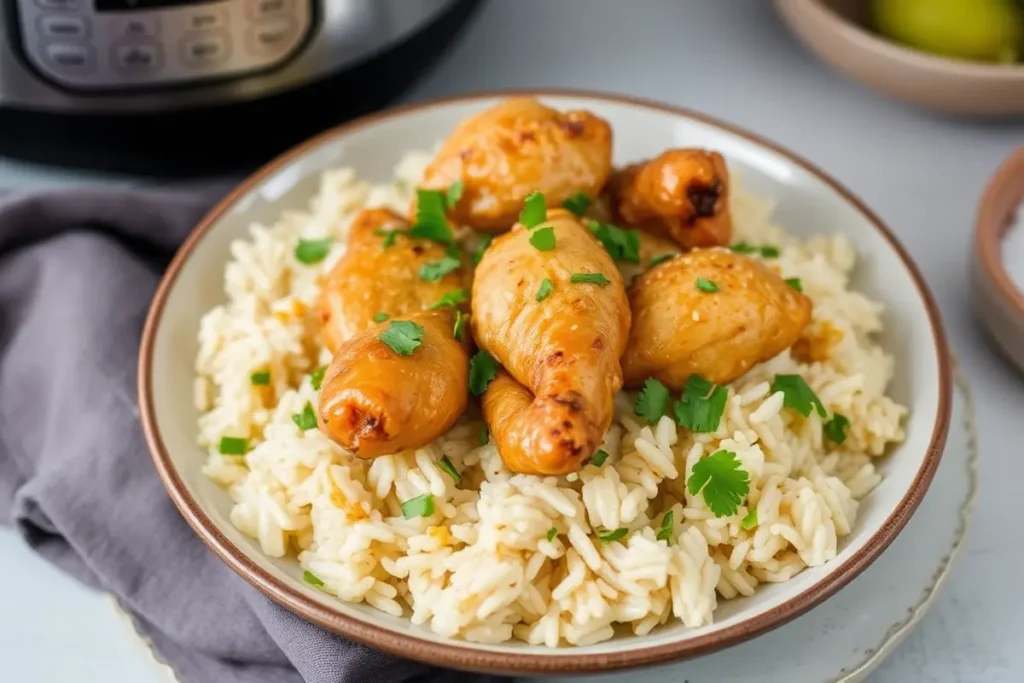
0,0 -> 483,174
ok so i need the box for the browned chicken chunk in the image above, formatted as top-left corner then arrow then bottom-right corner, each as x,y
472,208 -> 631,475
420,98 -> 614,232
622,248 -> 811,389
608,149 -> 733,249
315,208 -> 471,458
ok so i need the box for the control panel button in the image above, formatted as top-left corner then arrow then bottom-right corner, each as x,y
180,33 -> 231,68
43,43 -> 94,73
114,16 -> 160,39
248,0 -> 292,20
38,15 -> 89,40
184,8 -> 227,32
111,42 -> 162,75
35,0 -> 80,10
247,17 -> 298,55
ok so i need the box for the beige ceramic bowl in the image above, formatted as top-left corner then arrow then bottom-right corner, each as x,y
139,90 -> 952,675
775,0 -> 1024,117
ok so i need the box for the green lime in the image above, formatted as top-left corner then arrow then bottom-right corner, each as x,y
872,0 -> 1023,63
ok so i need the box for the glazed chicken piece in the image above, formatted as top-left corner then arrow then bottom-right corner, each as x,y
420,97 -> 613,232
472,209 -> 631,475
315,208 -> 471,458
622,248 -> 811,389
607,149 -> 733,249
317,208 -> 469,353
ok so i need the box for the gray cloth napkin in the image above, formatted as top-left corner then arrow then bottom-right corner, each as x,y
0,186 -> 505,683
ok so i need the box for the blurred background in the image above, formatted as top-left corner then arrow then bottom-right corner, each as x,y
1,1 -> 1022,682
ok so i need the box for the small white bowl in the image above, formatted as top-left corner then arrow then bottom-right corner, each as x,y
139,90 -> 952,674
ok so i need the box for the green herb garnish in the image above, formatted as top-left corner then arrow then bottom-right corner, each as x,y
374,228 -> 401,250
696,277 -> 719,293
546,527 -> 558,542
310,366 -> 326,391
761,246 -> 780,258
520,191 -> 547,228
741,508 -> 758,530
468,350 -> 499,396
479,424 -> 489,445
429,288 -> 468,309
674,374 -> 728,433
401,494 -> 435,519
770,374 -> 826,417
649,253 -> 675,267
535,278 -> 553,302
656,510 -> 674,543
472,235 -> 493,265
591,449 -> 609,467
586,219 -> 641,263
438,456 -> 462,484
730,242 -> 778,258
452,309 -> 467,341
218,436 -> 248,456
294,238 -> 332,264
378,320 -> 425,356
785,277 -> 803,292
250,370 -> 271,386
409,189 -> 454,244
562,192 -> 590,216
529,226 -> 556,251
445,180 -> 464,209
419,254 -> 461,282
634,378 -> 671,425
686,450 -> 750,518
824,413 -> 850,444
303,570 -> 325,587
570,272 -> 610,286
292,402 -> 317,431
372,312 -> 390,323
597,528 -> 628,543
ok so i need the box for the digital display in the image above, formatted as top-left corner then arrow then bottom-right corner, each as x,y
94,0 -> 219,10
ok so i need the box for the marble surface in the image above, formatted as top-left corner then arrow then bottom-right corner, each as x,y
2,1 -> 1022,681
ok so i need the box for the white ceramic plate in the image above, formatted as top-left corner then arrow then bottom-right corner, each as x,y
139,90 -> 952,674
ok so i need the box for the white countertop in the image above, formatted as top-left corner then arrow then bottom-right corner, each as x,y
2,1 -> 1022,681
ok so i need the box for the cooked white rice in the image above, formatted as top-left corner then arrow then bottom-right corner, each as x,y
194,152 -> 907,646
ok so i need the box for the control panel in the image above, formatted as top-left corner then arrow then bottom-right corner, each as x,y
14,0 -> 313,90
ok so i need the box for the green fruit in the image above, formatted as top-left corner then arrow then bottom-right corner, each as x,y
872,0 -> 1023,63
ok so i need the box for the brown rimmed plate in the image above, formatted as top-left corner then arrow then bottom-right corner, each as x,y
138,89 -> 952,675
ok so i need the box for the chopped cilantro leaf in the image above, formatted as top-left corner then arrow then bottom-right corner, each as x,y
372,312 -> 390,323
250,370 -> 271,386
438,456 -> 462,484
378,320 -> 425,356
310,366 -> 326,391
634,378 -> 671,425
294,238 -> 332,264
468,350 -> 499,396
401,494 -> 435,519
674,374 -> 729,433
761,246 -> 780,258
770,374 -> 826,417
472,235 -> 493,265
218,436 -> 248,456
410,189 -> 454,244
696,277 -> 719,293
546,527 -> 558,542
656,510 -> 674,543
529,226 -> 556,251
292,402 -> 317,431
374,228 -> 401,249
686,450 -> 750,518
824,413 -> 850,444
562,191 -> 591,216
535,278 -> 553,302
741,508 -> 758,530
429,288 -> 468,309
570,272 -> 610,286
586,219 -> 641,263
445,180 -> 464,209
452,309 -> 467,341
649,253 -> 675,267
419,254 -> 461,281
785,277 -> 803,292
520,191 -> 547,228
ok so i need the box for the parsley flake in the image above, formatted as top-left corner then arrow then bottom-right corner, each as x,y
468,350 -> 499,396
410,189 -> 454,244
294,238 -> 332,264
741,508 -> 758,530
218,436 -> 248,456
452,309 -> 467,341
250,370 -> 271,386
310,366 -> 326,391
378,320 -> 425,356
591,449 -> 609,467
472,234 -> 493,265
303,570 -> 325,587
785,277 -> 803,292
686,450 -> 750,517
401,494 -> 435,519
445,180 -> 464,209
696,277 -> 719,293
634,378 -> 671,425
546,527 -> 558,542
597,528 -> 628,543
824,413 -> 850,444
292,402 -> 317,431
570,272 -> 610,286
535,278 -> 553,302
372,312 -> 390,323
438,456 -> 462,484
674,374 -> 729,433
649,253 -> 675,267
656,510 -> 674,543
419,253 -> 461,281
586,219 -> 641,263
520,191 -> 547,228
562,191 -> 591,216
529,226 -> 556,251
429,288 -> 468,309
770,374 -> 826,417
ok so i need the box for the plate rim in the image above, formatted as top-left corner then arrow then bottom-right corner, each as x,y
137,87 -> 953,674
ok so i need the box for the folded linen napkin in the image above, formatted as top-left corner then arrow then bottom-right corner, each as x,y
0,186 -> 505,683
